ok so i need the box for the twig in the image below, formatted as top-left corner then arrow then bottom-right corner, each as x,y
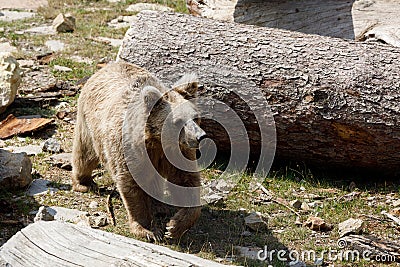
381,211 -> 400,226
0,220 -> 20,225
257,183 -> 301,217
107,187 -> 117,226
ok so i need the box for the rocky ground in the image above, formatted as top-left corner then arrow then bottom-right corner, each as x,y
0,1 -> 399,266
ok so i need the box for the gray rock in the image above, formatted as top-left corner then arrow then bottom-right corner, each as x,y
53,65 -> 72,72
45,40 -> 65,52
234,246 -> 262,261
201,193 -> 223,204
47,206 -> 89,226
0,53 -> 21,113
125,3 -> 173,13
47,152 -> 72,170
34,206 -> 54,222
26,178 -> 58,196
0,149 -> 32,189
5,145 -> 42,156
42,138 -> 61,153
24,25 -> 56,35
338,218 -> 364,237
244,211 -> 268,231
0,0 -> 48,10
0,10 -> 35,22
87,212 -> 108,228
289,261 -> 306,267
52,13 -> 76,33
17,59 -> 35,68
108,15 -> 137,29
0,42 -> 17,54
290,199 -> 302,210
89,201 -> 98,209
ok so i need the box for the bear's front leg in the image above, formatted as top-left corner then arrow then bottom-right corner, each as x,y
165,171 -> 201,239
117,180 -> 163,242
165,207 -> 201,239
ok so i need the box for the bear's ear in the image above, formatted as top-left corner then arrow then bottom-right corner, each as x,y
172,73 -> 198,99
141,86 -> 162,112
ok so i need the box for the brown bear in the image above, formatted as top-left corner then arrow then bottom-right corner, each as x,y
71,61 -> 206,241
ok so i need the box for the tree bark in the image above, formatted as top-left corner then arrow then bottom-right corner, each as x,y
186,0 -> 400,47
118,11 -> 400,175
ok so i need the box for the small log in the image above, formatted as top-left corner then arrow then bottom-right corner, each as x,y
118,12 -> 400,175
0,221 -> 229,266
186,0 -> 400,47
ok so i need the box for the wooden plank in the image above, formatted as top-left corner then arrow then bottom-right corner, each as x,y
0,221 -> 229,267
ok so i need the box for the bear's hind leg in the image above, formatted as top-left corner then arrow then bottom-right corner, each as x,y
71,125 -> 99,192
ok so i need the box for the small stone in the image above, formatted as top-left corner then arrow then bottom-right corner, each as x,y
34,206 -> 54,222
53,65 -> 72,72
289,261 -> 306,267
0,11 -> 35,22
0,54 -> 21,113
42,138 -> 61,153
338,218 -> 363,237
244,211 -> 268,231
125,3 -> 173,13
202,193 -> 224,204
393,199 -> 400,207
89,201 -> 98,209
47,152 -> 72,170
290,199 -> 302,210
0,42 -> 17,55
17,59 -> 35,68
0,149 -> 32,189
47,206 -> 89,226
300,202 -> 311,211
240,231 -> 252,237
87,212 -> 108,228
234,246 -> 261,260
45,40 -> 65,52
24,25 -> 56,35
308,201 -> 323,208
314,258 -> 324,266
52,13 -> 75,33
299,186 -> 306,191
108,15 -> 136,29
5,145 -> 42,156
26,178 -> 58,196
303,216 -> 332,231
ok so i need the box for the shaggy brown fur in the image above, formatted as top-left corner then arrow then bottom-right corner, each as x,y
72,61 -> 203,241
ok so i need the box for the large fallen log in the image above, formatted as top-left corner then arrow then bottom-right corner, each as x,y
0,221 -> 229,266
186,0 -> 400,47
117,12 -> 400,175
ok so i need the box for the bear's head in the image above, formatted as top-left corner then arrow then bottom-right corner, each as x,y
142,74 -> 206,150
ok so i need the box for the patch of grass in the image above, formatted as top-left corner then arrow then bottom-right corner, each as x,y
49,57 -> 95,80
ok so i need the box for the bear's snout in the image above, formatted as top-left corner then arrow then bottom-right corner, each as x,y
183,119 -> 206,149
